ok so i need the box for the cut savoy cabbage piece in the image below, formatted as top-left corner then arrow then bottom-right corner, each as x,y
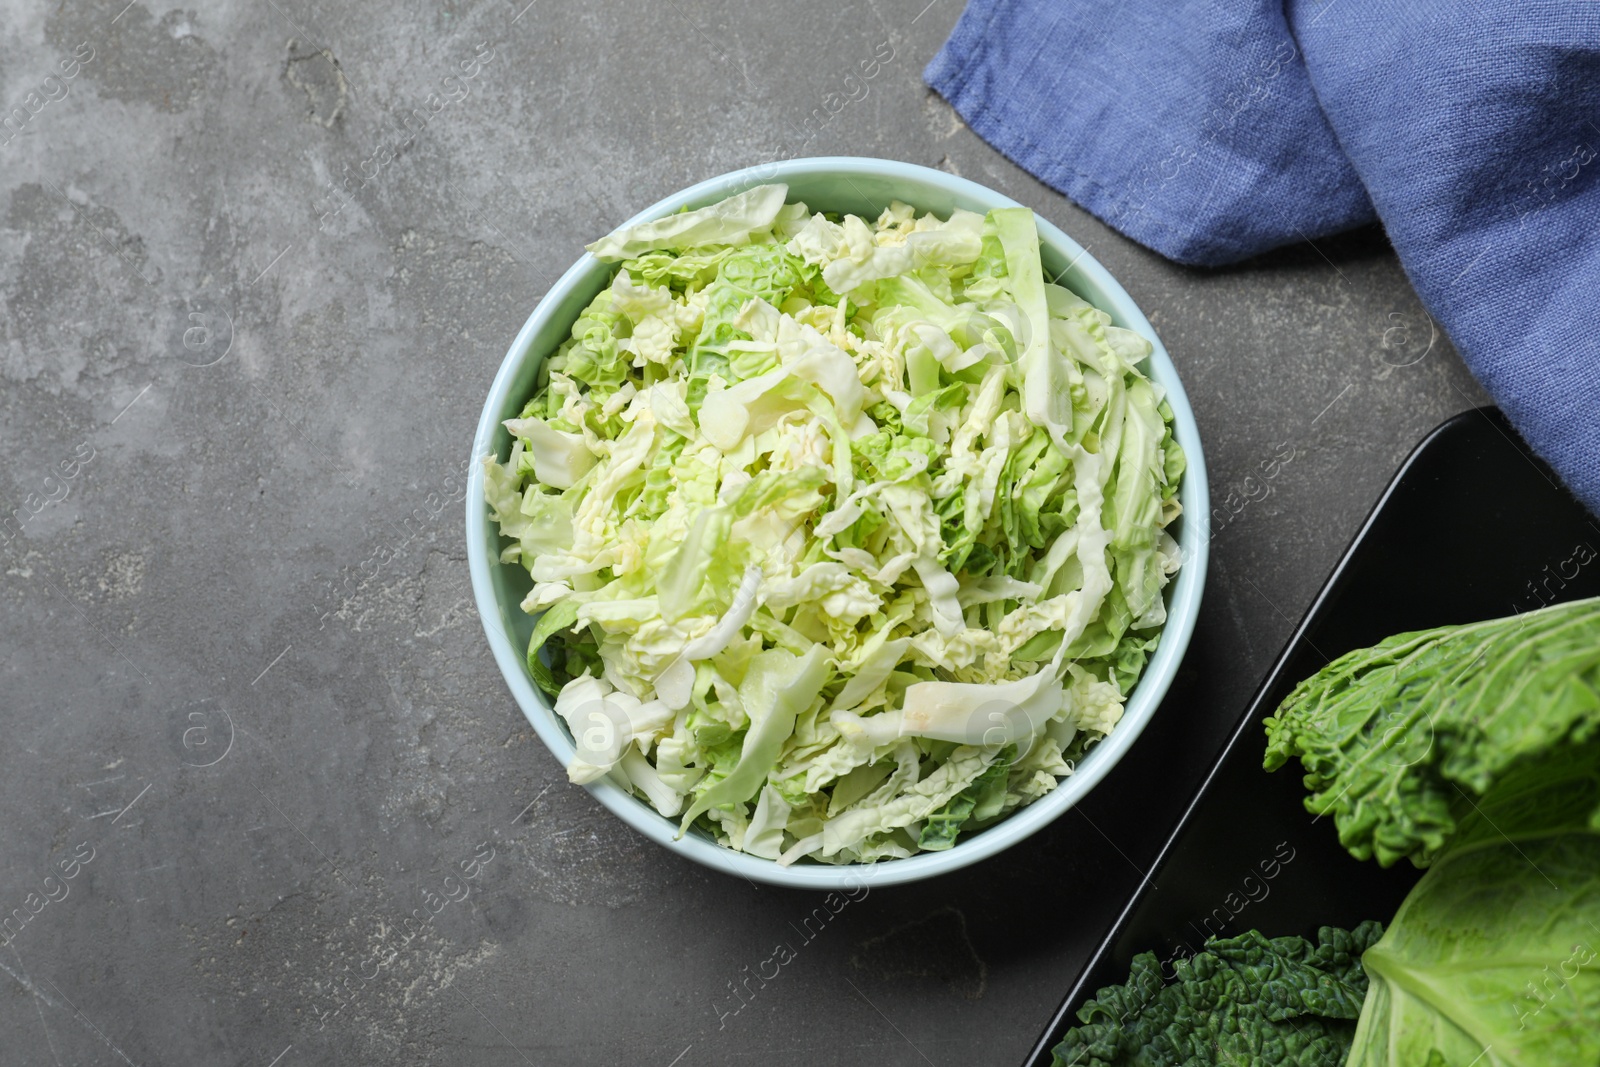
483,184 -> 1186,863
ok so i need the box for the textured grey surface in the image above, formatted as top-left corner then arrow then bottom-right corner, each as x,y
0,1 -> 1489,1065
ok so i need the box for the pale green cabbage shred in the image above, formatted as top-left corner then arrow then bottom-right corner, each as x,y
483,184 -> 1186,863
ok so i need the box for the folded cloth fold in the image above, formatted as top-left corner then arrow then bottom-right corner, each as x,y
927,0 -> 1600,516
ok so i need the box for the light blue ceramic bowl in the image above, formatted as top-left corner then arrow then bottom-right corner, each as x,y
467,157 -> 1209,889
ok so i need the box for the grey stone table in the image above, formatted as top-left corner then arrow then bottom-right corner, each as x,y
1,1 -> 1488,1064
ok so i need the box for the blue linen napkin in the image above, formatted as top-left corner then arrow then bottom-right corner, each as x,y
926,0 -> 1600,517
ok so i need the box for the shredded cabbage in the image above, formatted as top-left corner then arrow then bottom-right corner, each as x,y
484,184 -> 1186,862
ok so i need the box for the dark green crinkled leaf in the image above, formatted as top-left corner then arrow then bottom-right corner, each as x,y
1053,923 -> 1383,1067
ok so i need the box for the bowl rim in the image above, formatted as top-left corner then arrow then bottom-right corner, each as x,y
466,155 -> 1210,889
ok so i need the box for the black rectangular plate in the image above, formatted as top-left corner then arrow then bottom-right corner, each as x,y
1023,406 -> 1600,1066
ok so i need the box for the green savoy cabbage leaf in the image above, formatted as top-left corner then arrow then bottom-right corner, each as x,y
1346,831 -> 1600,1067
1264,595 -> 1600,869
